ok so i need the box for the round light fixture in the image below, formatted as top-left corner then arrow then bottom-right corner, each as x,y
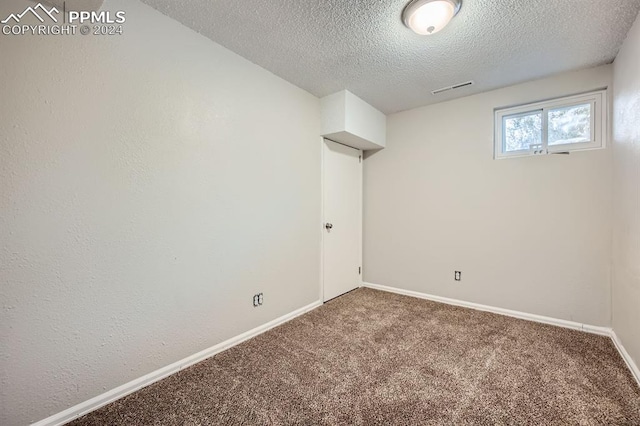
402,0 -> 462,35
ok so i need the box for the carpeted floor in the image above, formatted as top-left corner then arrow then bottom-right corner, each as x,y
72,288 -> 640,425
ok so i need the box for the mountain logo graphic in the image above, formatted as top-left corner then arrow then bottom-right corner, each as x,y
2,3 -> 59,24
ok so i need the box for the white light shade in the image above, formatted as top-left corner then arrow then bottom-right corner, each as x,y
403,0 -> 461,35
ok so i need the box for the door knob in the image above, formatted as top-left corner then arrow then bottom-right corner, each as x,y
325,223 -> 333,231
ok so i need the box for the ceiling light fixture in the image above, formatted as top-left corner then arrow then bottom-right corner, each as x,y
402,0 -> 462,35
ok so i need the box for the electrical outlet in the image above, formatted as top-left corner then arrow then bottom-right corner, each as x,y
455,271 -> 462,281
253,293 -> 264,307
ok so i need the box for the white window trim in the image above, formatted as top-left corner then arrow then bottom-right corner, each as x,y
494,90 -> 607,159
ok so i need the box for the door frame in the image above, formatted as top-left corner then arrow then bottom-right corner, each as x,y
320,137 -> 363,303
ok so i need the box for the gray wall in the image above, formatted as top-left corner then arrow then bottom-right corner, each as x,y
612,12 -> 640,373
0,0 -> 321,424
364,65 -> 613,326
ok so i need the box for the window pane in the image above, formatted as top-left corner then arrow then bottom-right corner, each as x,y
548,103 -> 591,146
503,111 -> 542,152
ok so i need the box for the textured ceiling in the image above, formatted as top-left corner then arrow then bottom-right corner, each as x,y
140,0 -> 640,114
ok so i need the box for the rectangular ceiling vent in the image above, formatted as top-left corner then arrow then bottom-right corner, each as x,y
431,80 -> 474,95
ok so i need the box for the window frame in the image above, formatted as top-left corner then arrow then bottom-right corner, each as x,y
494,90 -> 607,159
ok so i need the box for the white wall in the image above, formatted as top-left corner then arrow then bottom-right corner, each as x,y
364,65 -> 613,326
0,1 -> 320,424
612,13 -> 640,371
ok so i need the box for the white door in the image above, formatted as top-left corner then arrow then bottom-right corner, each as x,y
323,139 -> 362,302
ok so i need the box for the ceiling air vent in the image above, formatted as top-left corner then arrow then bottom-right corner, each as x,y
431,80 -> 474,95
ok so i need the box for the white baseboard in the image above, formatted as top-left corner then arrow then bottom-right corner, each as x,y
362,282 -> 640,388
32,300 -> 322,426
610,331 -> 640,388
362,282 -> 611,335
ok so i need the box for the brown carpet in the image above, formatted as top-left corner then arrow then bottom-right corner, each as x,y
72,288 -> 640,425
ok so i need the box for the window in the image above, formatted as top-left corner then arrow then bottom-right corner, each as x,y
494,90 -> 607,159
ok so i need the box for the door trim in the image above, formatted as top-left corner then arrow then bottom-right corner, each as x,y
320,137 -> 363,303
319,137 -> 325,303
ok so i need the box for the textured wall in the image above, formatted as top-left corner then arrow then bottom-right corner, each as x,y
0,0 -> 320,424
612,12 -> 640,372
364,65 -> 613,326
